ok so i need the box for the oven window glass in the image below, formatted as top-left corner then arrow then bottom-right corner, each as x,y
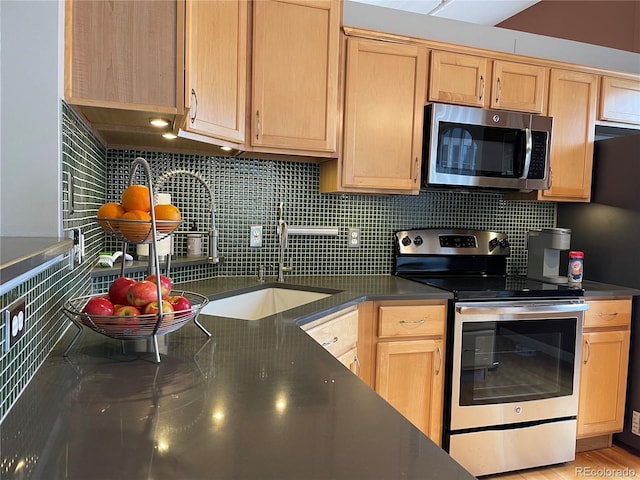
459,318 -> 577,405
436,122 -> 524,178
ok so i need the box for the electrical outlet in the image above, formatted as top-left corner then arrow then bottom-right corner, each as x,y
250,225 -> 263,247
4,297 -> 26,352
348,228 -> 361,248
632,410 -> 640,436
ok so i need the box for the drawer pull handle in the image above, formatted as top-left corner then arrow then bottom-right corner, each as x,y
322,336 -> 339,347
436,345 -> 442,375
584,339 -> 591,364
597,312 -> 619,319
399,319 -> 426,328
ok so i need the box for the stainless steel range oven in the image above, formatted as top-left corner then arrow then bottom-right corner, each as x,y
393,229 -> 587,477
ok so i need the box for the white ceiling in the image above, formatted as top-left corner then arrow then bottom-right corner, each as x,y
350,0 -> 541,26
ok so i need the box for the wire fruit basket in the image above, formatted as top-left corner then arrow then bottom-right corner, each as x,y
63,157 -> 211,363
63,290 -> 209,339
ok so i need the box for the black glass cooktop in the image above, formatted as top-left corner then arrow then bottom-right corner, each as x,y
401,275 -> 584,300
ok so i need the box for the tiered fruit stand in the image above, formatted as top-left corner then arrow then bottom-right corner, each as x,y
63,157 -> 211,363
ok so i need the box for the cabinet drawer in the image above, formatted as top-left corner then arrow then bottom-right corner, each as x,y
584,300 -> 632,329
378,305 -> 446,338
306,309 -> 358,357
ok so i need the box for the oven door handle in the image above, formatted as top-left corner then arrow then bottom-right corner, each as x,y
455,302 -> 588,315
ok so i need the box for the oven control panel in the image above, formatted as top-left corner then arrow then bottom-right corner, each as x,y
395,229 -> 510,256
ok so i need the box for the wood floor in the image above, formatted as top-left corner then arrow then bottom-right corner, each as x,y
484,445 -> 640,479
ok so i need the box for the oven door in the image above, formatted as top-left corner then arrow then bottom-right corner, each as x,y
450,299 -> 587,431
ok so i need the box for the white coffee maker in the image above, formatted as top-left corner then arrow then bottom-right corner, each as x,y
526,228 -> 572,284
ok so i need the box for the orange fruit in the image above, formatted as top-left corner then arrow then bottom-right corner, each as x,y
121,185 -> 151,213
97,202 -> 125,232
119,210 -> 152,242
154,204 -> 182,234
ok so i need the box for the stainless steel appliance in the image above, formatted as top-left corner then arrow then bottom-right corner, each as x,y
558,133 -> 640,454
393,229 -> 587,476
423,103 -> 552,191
526,227 -> 572,284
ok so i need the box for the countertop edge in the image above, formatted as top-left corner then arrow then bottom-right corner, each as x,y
0,237 -> 73,290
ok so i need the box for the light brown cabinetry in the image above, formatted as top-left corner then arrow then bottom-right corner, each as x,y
429,51 -> 547,114
183,0 -> 248,144
577,298 -> 631,440
373,301 -> 447,445
599,76 -> 640,126
539,69 -> 598,202
64,0 -> 185,145
250,0 -> 340,154
303,306 -> 359,374
183,0 -> 341,156
320,37 -> 427,194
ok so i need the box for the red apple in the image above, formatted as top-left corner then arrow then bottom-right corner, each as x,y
144,274 -> 173,299
114,305 -> 141,334
109,277 -> 137,305
167,295 -> 192,316
82,296 -> 115,316
127,280 -> 160,307
144,300 -> 174,325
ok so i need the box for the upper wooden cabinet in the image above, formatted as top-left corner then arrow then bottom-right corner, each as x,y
538,69 -> 598,202
65,0 -> 182,111
599,76 -> 640,126
429,51 -> 547,114
320,36 -> 427,194
64,0 -> 185,146
490,60 -> 548,114
429,51 -> 488,107
250,0 -> 340,154
182,0 -> 341,156
183,0 -> 248,144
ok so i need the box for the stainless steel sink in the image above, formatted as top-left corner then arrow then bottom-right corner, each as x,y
200,287 -> 336,320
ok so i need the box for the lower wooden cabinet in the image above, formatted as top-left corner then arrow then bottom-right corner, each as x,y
303,305 -> 360,377
360,300 -> 447,446
376,338 -> 444,445
577,298 -> 632,440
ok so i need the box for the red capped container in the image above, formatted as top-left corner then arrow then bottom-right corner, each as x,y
568,251 -> 584,283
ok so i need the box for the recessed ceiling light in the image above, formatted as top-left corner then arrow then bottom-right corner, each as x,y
220,146 -> 233,151
162,132 -> 177,140
150,118 -> 170,128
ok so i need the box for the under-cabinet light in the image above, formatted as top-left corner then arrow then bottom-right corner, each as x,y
150,118 -> 170,128
220,146 -> 232,151
162,132 -> 177,140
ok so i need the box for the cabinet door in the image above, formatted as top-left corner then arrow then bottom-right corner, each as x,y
429,51 -> 488,107
376,339 -> 444,445
251,0 -> 340,153
599,76 -> 640,125
65,0 -> 181,111
539,69 -> 598,202
577,330 -> 630,438
491,61 -> 547,114
184,0 -> 248,144
341,38 -> 427,191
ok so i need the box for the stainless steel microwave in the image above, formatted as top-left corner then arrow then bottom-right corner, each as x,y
423,103 -> 553,191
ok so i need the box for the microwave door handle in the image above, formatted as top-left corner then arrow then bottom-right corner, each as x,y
520,127 -> 532,179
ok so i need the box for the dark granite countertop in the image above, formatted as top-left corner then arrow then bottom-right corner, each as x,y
2,274 -> 637,479
0,275 -> 475,480
0,236 -> 73,292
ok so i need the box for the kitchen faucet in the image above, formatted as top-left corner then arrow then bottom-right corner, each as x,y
277,203 -> 292,282
154,169 -> 220,264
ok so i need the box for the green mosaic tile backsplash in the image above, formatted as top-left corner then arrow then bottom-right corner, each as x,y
1,102 -> 556,423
